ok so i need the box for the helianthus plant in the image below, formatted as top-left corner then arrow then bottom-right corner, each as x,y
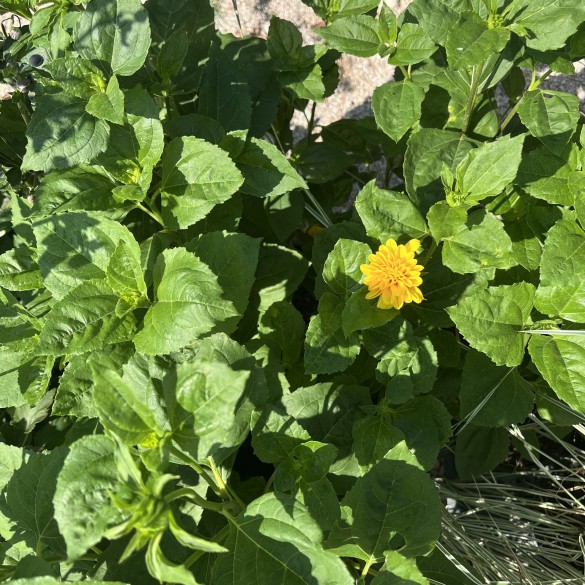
0,0 -> 584,583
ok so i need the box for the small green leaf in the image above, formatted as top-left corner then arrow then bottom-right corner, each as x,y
316,15 -> 382,58
85,75 -> 125,125
22,94 -> 109,172
259,301 -> 305,367
133,248 -> 238,355
157,27 -> 188,79
0,248 -> 43,291
372,550 -> 429,584
355,180 -> 428,242
372,80 -> 426,142
342,288 -> 399,337
160,137 -> 244,229
387,23 -> 437,66
323,238 -> 371,298
447,282 -> 535,367
426,201 -> 467,243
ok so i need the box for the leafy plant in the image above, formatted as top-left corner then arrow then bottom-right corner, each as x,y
0,0 -> 584,583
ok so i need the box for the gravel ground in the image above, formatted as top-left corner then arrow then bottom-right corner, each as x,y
215,0 -> 585,127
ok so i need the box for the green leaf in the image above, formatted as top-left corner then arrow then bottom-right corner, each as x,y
404,129 -> 476,215
212,493 -> 353,585
372,550 -> 429,584
316,15 -> 382,58
0,351 -> 48,408
534,219 -> 585,322
133,248 -> 238,355
37,281 -> 136,356
352,415 -> 404,471
409,0 -> 459,45
267,16 -> 303,69
278,63 -> 326,102
387,23 -> 437,66
356,180 -> 428,242
54,435 -> 125,560
31,167 -> 118,216
106,239 -> 148,301
160,137 -> 244,229
515,142 -> 578,206
235,137 -> 307,198
157,27 -> 189,79
33,211 -> 141,300
372,80 -> 426,142
146,535 -> 198,585
327,457 -> 441,559
304,292 -> 360,374
275,441 -> 337,489
455,424 -> 509,479
43,57 -> 106,100
323,238 -> 371,298
447,282 -> 535,367
92,367 -> 158,445
74,0 -> 151,76
445,12 -> 509,70
259,301 -> 305,367
189,231 -> 261,329
517,90 -> 579,150
529,334 -> 585,414
0,248 -> 43,291
460,350 -> 534,426
426,201 -> 467,243
508,0 -> 585,51
85,75 -> 125,125
174,359 -> 250,462
6,449 -> 67,556
22,94 -> 109,172
342,288 -> 399,337
198,43 -> 252,132
455,134 -> 525,202
442,210 -> 515,274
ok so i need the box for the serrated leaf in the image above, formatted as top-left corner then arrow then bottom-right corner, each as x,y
356,180 -> 428,242
37,281 -> 137,356
259,301 -> 305,367
323,238 -> 371,298
372,550 -> 429,585
74,0 -> 151,76
455,134 -> 525,202
0,248 -> 43,291
455,424 -> 509,478
409,0 -> 459,45
387,23 -> 437,66
447,282 -> 535,367
54,435 -> 125,560
426,201 -> 467,243
372,80 -> 426,142
85,75 -> 125,125
460,350 -> 534,427
133,248 -> 238,355
235,137 -> 307,198
342,287 -> 399,337
442,210 -> 515,274
22,94 -> 109,172
212,493 -> 353,585
445,13 -> 509,70
157,27 -> 188,79
316,15 -> 382,58
43,57 -> 105,99
160,137 -> 244,229
517,90 -> 579,151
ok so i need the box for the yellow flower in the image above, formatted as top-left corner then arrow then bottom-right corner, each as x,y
360,238 -> 424,310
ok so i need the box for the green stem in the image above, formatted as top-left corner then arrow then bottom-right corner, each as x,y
16,98 -> 31,125
166,487 -> 224,512
462,62 -> 484,134
398,65 -> 410,80
500,68 -> 553,133
169,446 -> 223,497
421,240 -> 438,267
137,203 -> 165,227
184,525 -> 231,568
357,558 -> 375,584
208,456 -> 246,510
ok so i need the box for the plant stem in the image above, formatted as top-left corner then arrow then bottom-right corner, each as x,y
462,62 -> 484,134
398,65 -> 410,80
184,525 -> 231,568
500,68 -> 553,133
137,203 -> 165,227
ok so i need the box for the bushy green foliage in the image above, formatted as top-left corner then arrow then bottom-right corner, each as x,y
0,0 -> 584,582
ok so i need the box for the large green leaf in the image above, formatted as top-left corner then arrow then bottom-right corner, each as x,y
133,248 -> 238,355
0,248 -> 43,291
455,135 -> 525,202
74,0 -> 151,76
529,334 -> 585,415
355,181 -> 428,242
54,435 -> 125,560
33,211 -> 141,299
22,94 -> 109,172
212,493 -> 353,584
372,81 -> 426,142
160,137 -> 244,229
85,75 -> 125,125
316,15 -> 382,57
447,282 -> 535,367
534,219 -> 585,322
460,350 -> 534,427
517,90 -> 579,150
37,281 -> 136,355
327,455 -> 441,560
455,425 -> 509,478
